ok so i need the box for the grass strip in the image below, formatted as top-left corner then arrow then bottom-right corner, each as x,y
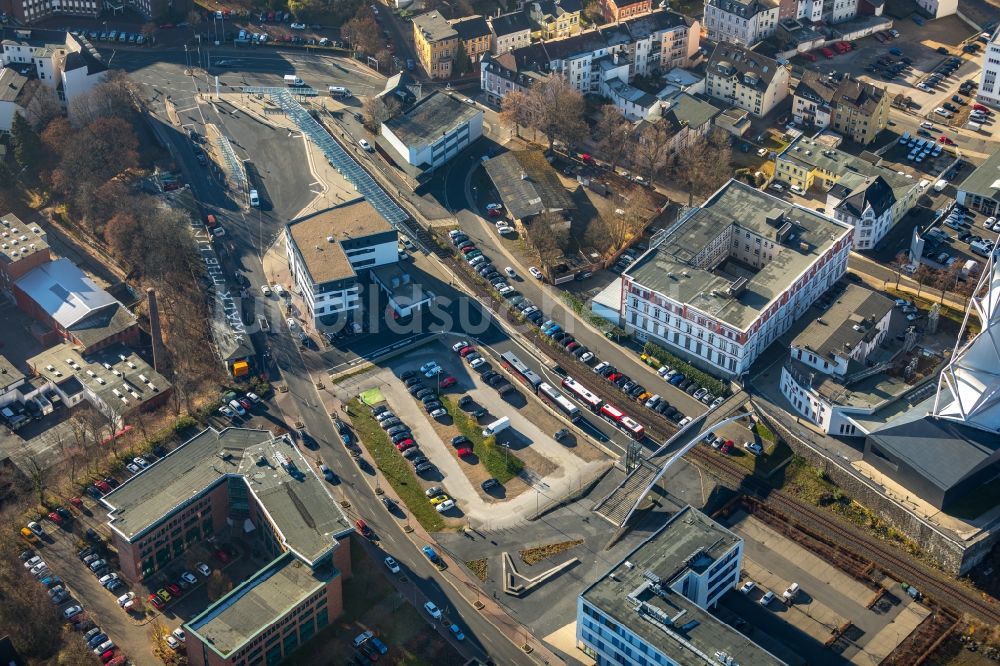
439,395 -> 524,483
347,398 -> 445,532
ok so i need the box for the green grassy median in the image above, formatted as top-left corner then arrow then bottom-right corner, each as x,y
347,398 -> 445,532
440,396 -> 524,483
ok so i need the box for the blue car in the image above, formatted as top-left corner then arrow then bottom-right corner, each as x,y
370,637 -> 388,654
669,373 -> 685,385
87,633 -> 108,649
421,545 -> 440,563
544,325 -> 562,337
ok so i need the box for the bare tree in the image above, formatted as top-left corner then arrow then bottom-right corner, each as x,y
19,81 -> 61,129
341,8 -> 381,55
632,120 -> 674,186
675,128 -> 733,203
68,72 -> 138,127
913,264 -> 933,297
527,211 -> 571,266
523,76 -> 587,151
889,251 -> 909,289
18,446 -> 49,507
604,187 -> 654,252
499,90 -> 532,139
361,95 -> 401,132
596,105 -> 634,173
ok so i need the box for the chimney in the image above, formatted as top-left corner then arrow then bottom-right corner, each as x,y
147,288 -> 165,374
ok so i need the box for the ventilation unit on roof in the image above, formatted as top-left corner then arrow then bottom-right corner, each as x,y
96,377 -> 105,384
148,382 -> 157,391
777,222 -> 794,243
129,390 -> 140,400
102,363 -> 112,370
728,277 -> 748,298
120,396 -> 128,404
118,354 -> 126,362
86,369 -> 96,377
112,369 -> 122,377
139,374 -> 148,382
126,361 -> 136,369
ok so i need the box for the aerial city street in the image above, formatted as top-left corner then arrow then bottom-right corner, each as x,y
0,0 -> 999,663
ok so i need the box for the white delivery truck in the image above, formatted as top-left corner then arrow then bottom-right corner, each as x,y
482,416 -> 510,437
329,86 -> 352,97
284,75 -> 304,87
933,179 -> 948,193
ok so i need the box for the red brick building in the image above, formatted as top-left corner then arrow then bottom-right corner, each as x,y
0,214 -> 50,296
603,0 -> 652,22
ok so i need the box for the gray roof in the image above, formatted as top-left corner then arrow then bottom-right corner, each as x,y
16,258 -> 119,328
0,213 -> 49,268
0,355 -> 25,392
102,428 -> 352,565
867,399 -> 1000,491
413,11 -> 458,43
705,0 -> 777,18
794,70 -> 838,106
777,136 -> 916,204
838,176 -> 895,218
382,91 -> 482,149
483,150 -> 575,220
708,42 -> 782,90
490,11 -> 533,36
186,552 -> 340,658
626,179 -> 852,330
29,342 -> 169,412
0,68 -> 28,103
451,15 -> 490,41
581,506 -> 784,666
791,284 -> 893,360
662,93 -> 721,130
957,148 -> 1000,203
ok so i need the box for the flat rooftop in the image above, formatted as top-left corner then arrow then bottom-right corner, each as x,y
372,264 -> 430,310
957,145 -> 1000,202
101,428 -> 352,565
778,136 -> 916,202
28,342 -> 170,412
626,179 -> 852,331
382,91 -> 483,150
287,200 -> 394,285
186,552 -> 338,658
582,506 -> 783,666
793,284 -> 893,360
0,355 -> 25,392
0,214 -> 49,267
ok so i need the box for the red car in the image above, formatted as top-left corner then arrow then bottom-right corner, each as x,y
608,372 -> 623,382
47,511 -> 63,525
720,440 -> 734,454
821,48 -> 834,58
166,583 -> 182,597
579,153 -> 594,164
396,440 -> 415,451
148,593 -> 165,610
802,52 -> 817,62
216,549 -> 231,564
101,649 -> 116,663
973,103 -> 990,113
459,346 -> 476,357
439,376 -> 457,389
355,519 -> 373,539
69,497 -> 84,509
238,398 -> 252,411
94,480 -> 111,493
460,245 -> 477,254
456,448 -> 473,457
939,135 -> 955,145
488,209 -> 502,218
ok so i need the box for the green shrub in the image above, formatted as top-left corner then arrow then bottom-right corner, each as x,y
441,396 -> 523,482
641,342 -> 729,396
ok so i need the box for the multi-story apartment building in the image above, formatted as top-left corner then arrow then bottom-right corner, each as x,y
913,0 -> 957,18
412,11 -> 460,79
450,15 -> 492,68
703,0 -> 778,46
527,0 -> 583,40
479,10 -> 700,109
622,179 -> 853,377
775,136 -> 920,248
99,427 -> 354,666
705,42 -> 788,118
793,71 -> 888,145
602,0 -> 652,22
1,0 -> 186,23
578,505 -> 785,666
488,11 -> 533,54
977,27 -> 1000,110
780,284 -> 894,434
1,29 -> 106,110
284,200 -> 398,326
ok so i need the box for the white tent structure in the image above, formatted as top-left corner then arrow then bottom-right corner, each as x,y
933,252 -> 1000,431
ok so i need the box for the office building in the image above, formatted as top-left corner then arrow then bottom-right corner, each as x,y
705,43 -> 789,118
622,179 -> 853,377
284,201 -> 398,326
578,505 -> 784,666
977,27 -> 1000,109
956,147 -> 1000,216
381,91 -> 484,175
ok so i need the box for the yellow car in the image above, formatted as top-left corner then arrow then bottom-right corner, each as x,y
429,494 -> 451,506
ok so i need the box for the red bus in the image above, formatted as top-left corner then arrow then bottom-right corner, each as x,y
600,402 -> 646,440
561,376 -> 602,412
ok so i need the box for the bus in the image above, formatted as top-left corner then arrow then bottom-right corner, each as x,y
560,376 -> 602,412
600,402 -> 645,440
500,351 -> 542,391
539,382 -> 581,420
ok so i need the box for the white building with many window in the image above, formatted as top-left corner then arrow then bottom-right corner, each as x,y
1,29 -> 106,111
703,0 -> 778,46
578,505 -> 785,666
705,42 -> 789,118
977,27 -> 1000,110
284,201 -> 398,326
622,179 -> 853,378
380,91 -> 483,176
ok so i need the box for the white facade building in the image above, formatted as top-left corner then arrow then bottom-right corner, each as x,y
578,506 -> 785,666
381,91 -> 483,174
622,179 -> 853,378
977,28 -> 1000,110
779,284 -> 893,433
703,0 -> 778,46
284,201 -> 399,326
913,0 -> 957,18
0,30 -> 106,110
705,42 -> 789,118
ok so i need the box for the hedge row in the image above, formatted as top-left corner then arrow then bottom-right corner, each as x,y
641,342 -> 730,397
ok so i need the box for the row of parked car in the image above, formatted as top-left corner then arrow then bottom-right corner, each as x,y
77,28 -> 147,44
609,246 -> 645,275
372,393 -> 440,481
451,342 -> 515,395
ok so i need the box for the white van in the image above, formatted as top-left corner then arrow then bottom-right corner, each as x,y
329,86 -> 352,98
249,189 -> 260,207
283,74 -> 304,87
782,583 -> 800,603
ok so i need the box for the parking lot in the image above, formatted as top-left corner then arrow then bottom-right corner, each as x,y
714,512 -> 931,666
339,337 -> 613,529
